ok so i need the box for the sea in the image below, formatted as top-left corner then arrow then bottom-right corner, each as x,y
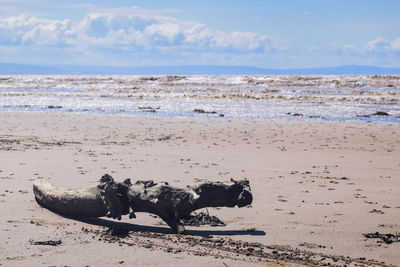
0,74 -> 399,123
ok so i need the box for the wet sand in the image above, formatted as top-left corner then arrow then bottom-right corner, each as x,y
0,112 -> 399,266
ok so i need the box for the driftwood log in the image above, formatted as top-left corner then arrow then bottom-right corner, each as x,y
33,174 -> 253,234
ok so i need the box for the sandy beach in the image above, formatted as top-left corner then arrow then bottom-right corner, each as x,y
1,111 -> 399,266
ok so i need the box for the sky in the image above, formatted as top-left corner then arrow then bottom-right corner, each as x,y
0,0 -> 399,68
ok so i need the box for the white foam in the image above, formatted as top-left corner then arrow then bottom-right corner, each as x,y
0,74 -> 399,123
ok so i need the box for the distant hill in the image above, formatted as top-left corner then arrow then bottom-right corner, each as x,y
0,63 -> 399,75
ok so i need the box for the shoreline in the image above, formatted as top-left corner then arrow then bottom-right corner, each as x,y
1,111 -> 399,266
1,109 -> 400,125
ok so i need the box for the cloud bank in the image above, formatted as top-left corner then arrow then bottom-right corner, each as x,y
0,11 -> 398,67
0,14 -> 271,52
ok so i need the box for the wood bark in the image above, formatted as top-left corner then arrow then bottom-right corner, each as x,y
33,174 -> 253,234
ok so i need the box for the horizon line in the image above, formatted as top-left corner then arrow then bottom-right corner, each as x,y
1,62 -> 400,75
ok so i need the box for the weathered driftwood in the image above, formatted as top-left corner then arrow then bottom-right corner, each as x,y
33,174 -> 253,234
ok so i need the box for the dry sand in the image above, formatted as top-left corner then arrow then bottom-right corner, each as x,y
0,112 -> 399,266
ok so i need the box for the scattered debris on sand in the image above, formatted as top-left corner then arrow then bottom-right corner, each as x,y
372,111 -> 390,116
29,239 -> 62,246
138,106 -> 160,113
194,109 -> 225,117
358,111 -> 391,118
194,109 -> 217,114
47,105 -> 63,109
79,227 -> 393,267
363,232 -> 400,244
181,211 -> 225,227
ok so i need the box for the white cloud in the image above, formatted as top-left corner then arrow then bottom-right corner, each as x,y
365,37 -> 392,52
332,37 -> 400,56
144,21 -> 184,45
0,15 -> 75,46
331,44 -> 362,55
391,37 -> 400,51
0,13 -> 272,53
210,31 -> 269,52
326,37 -> 400,67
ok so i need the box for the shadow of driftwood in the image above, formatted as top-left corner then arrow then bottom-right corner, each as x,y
70,216 -> 266,238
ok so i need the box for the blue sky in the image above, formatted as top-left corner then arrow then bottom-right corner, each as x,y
0,0 -> 399,68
